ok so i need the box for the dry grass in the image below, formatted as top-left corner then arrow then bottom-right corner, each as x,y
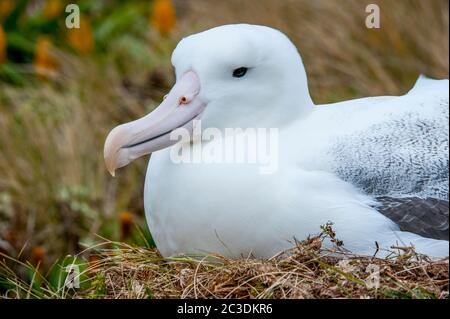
0,51 -> 153,263
0,43 -> 176,266
1,231 -> 448,299
65,235 -> 449,299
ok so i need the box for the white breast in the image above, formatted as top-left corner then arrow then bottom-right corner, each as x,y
144,141 -> 448,258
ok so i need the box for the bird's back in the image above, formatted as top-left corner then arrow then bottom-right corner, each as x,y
294,77 -> 449,241
311,77 -> 449,200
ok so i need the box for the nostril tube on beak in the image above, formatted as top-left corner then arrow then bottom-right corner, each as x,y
179,93 -> 197,105
180,96 -> 188,104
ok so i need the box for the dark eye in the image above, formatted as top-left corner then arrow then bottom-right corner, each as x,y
232,67 -> 248,78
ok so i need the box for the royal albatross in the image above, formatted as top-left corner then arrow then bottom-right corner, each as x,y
104,24 -> 449,258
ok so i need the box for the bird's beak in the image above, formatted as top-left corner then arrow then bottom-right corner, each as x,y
104,71 -> 206,176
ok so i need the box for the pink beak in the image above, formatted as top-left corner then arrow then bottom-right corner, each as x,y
104,71 -> 206,176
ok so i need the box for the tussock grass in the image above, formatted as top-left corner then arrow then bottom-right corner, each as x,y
1,232 -> 448,299
0,46 -> 169,263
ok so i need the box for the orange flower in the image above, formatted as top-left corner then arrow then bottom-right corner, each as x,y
68,16 -> 94,55
33,37 -> 58,77
0,25 -> 6,64
43,0 -> 63,19
31,246 -> 46,266
119,212 -> 134,240
0,0 -> 15,20
151,0 -> 176,36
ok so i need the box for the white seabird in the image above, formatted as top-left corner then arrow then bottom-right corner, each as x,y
104,24 -> 449,258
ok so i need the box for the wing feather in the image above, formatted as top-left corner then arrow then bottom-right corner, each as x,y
376,196 -> 449,240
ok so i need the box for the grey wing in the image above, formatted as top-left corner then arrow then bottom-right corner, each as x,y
329,101 -> 449,200
376,196 -> 449,241
325,79 -> 449,240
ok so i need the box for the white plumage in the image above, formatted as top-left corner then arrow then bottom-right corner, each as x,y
105,24 -> 449,259
285,75 -> 449,200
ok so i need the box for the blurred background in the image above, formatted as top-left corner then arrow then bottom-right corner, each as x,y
0,0 -> 448,272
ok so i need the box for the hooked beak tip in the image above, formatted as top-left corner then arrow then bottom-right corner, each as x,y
105,155 -> 117,177
104,125 -> 128,177
104,148 -> 118,177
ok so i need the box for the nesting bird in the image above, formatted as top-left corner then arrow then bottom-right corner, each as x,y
105,24 -> 449,258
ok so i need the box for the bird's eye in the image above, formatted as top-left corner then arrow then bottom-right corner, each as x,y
232,67 -> 248,78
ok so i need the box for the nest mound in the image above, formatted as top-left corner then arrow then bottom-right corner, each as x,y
83,236 -> 449,299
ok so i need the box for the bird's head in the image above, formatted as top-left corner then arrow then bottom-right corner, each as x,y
104,24 -> 312,176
